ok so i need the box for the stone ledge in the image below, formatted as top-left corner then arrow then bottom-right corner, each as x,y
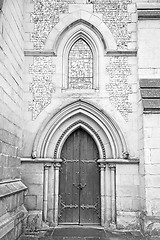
24,50 -> 56,56
140,79 -> 160,113
143,99 -> 160,111
140,79 -> 160,88
106,50 -> 137,56
141,89 -> 160,98
105,159 -> 139,164
137,3 -> 160,19
138,10 -> 160,19
0,180 -> 27,198
137,3 -> 160,10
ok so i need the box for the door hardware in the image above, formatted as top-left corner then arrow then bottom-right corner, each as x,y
73,183 -> 86,190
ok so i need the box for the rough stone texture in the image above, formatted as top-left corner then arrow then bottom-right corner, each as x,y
106,56 -> 132,121
94,0 -> 132,50
28,57 -> 56,120
30,0 -> 75,50
27,0 -> 136,50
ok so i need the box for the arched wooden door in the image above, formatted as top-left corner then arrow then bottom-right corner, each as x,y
59,128 -> 101,225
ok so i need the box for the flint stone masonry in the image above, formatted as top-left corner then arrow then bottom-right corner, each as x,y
106,56 -> 132,121
30,0 -> 75,49
28,57 -> 56,120
94,0 -> 132,50
30,0 -> 133,50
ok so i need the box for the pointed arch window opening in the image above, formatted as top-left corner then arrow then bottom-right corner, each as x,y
68,38 -> 93,89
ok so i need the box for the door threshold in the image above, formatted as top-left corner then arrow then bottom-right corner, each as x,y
57,224 -> 103,229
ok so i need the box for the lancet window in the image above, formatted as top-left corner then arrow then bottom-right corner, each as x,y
68,38 -> 93,89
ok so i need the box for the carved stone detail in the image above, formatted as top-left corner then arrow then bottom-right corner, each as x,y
29,57 -> 56,120
106,56 -> 132,121
54,120 -> 106,159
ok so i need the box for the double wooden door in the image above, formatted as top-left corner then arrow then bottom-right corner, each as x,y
59,128 -> 100,225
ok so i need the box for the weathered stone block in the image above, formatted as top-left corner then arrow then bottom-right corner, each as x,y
146,175 -> 160,188
145,164 -> 160,174
146,188 -> 160,199
150,149 -> 160,163
117,186 -> 139,197
22,173 -> 43,185
116,165 -> 138,175
119,175 -> 134,186
25,195 -> 37,210
117,211 -> 139,230
28,184 -> 43,196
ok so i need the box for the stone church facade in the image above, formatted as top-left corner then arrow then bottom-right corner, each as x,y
0,0 -> 160,239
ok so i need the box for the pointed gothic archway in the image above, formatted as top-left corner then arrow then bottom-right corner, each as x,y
31,100 -> 128,226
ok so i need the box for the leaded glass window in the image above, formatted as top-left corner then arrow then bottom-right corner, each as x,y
68,39 -> 93,89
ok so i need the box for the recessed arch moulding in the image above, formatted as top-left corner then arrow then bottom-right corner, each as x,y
32,101 -> 127,160
44,15 -> 117,90
44,11 -> 117,53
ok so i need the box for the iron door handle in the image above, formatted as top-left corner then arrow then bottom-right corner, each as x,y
73,183 -> 86,190
79,183 -> 86,190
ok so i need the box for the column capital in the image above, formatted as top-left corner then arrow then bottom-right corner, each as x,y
54,162 -> 61,169
108,163 -> 116,169
44,164 -> 51,168
99,163 -> 106,169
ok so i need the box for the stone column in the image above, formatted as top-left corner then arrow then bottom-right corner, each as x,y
43,164 -> 50,222
48,163 -> 55,225
108,163 -> 116,227
99,162 -> 106,226
54,160 -> 62,225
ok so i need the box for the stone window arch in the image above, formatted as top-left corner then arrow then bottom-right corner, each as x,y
62,32 -> 99,90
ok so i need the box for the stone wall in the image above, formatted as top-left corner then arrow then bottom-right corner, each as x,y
0,0 -> 27,239
116,164 -> 140,230
21,162 -> 43,214
137,3 -> 160,236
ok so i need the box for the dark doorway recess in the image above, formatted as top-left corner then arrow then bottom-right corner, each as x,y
59,128 -> 101,225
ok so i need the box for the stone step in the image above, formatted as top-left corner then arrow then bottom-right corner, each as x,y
51,237 -> 107,240
51,226 -> 108,239
19,227 -> 146,240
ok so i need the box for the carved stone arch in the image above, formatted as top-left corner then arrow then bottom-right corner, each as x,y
62,30 -> 99,89
54,120 -> 106,159
32,100 -> 128,159
44,11 -> 117,52
54,19 -> 107,54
